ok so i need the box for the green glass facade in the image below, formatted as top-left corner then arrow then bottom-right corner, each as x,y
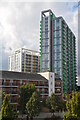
39,9 -> 76,94
62,20 -> 76,93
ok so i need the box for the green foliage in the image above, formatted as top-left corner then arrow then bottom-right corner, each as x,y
46,93 -> 66,113
64,91 -> 80,120
26,92 -> 41,119
46,96 -> 53,112
63,114 -> 79,120
19,84 -> 36,114
59,99 -> 66,111
50,93 -> 60,112
1,94 -> 17,120
41,98 -> 46,107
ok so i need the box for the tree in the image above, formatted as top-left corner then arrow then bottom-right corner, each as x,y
46,93 -> 60,113
50,93 -> 60,112
64,91 -> 80,120
19,84 -> 36,114
1,94 -> 17,120
58,99 -> 66,111
26,92 -> 41,120
46,96 -> 52,112
46,93 -> 66,114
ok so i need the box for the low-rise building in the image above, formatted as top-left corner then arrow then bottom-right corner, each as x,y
0,71 -> 48,110
39,72 -> 62,97
0,70 -> 62,110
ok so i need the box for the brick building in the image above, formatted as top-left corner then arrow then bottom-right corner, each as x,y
0,70 -> 62,110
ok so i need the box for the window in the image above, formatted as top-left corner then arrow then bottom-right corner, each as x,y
45,41 -> 48,46
51,82 -> 52,85
57,82 -> 60,86
45,46 -> 48,52
45,24 -> 48,28
53,32 -> 55,37
56,19 -> 60,30
51,75 -> 52,78
42,46 -> 49,53
42,38 -> 48,46
45,28 -> 48,31
56,31 -> 60,37
41,61 -> 49,69
37,88 -> 39,92
57,89 -> 60,92
42,32 -> 45,38
53,20 -> 55,30
54,60 -> 61,68
45,17 -> 48,20
42,18 -> 45,31
53,45 -> 61,53
45,32 -> 48,38
51,89 -> 52,92
45,61 -> 48,69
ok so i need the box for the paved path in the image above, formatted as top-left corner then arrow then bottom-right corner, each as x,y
18,112 -> 64,120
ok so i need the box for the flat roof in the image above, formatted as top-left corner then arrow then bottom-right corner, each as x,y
0,70 -> 48,81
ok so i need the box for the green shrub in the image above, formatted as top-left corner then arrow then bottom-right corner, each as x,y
63,114 -> 80,120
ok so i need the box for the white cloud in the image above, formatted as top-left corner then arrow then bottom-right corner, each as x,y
0,0 -> 79,2
0,2 -> 78,70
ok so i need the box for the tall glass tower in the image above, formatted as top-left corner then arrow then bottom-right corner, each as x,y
39,9 -> 76,94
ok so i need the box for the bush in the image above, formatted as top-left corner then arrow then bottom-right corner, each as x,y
64,92 -> 80,119
1,117 -> 14,120
63,114 -> 80,120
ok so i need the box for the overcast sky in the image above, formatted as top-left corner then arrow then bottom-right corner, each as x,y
0,1 -> 78,70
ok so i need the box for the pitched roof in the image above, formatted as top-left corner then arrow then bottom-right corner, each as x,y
0,70 -> 48,81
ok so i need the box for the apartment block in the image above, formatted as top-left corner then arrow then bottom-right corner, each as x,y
0,71 -> 48,110
8,48 -> 39,73
39,9 -> 76,94
0,70 -> 62,110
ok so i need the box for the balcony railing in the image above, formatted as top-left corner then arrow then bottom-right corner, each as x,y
4,91 -> 18,95
40,92 -> 48,95
35,85 -> 48,88
11,91 -> 17,94
55,93 -> 61,95
12,83 -> 18,86
55,86 -> 61,88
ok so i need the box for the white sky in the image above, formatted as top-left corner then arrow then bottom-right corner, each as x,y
0,1 -> 78,70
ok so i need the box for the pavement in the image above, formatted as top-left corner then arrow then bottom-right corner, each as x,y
18,112 -> 64,120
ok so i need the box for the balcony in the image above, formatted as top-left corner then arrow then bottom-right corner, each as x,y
12,83 -> 18,86
10,100 -> 18,104
40,91 -> 48,95
55,93 -> 61,95
11,91 -> 18,95
55,86 -> 61,88
6,91 -> 11,94
35,84 -> 48,88
2,83 -> 18,87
